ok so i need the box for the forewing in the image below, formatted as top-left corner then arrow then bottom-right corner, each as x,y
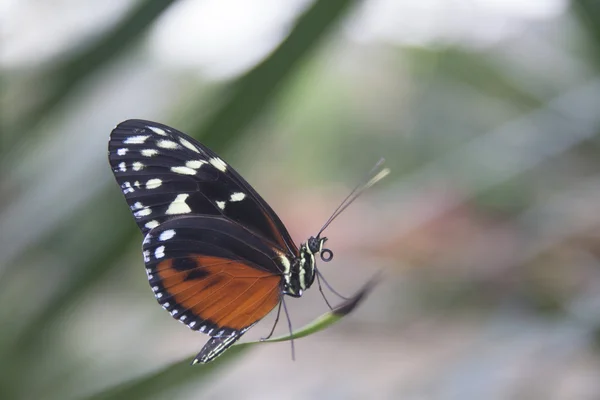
143,216 -> 284,340
108,119 -> 298,255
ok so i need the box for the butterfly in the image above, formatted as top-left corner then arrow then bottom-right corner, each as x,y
108,119 -> 388,364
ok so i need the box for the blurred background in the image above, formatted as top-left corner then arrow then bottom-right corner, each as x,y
2,0 -> 600,399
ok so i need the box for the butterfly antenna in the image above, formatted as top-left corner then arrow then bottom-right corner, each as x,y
260,301 -> 282,341
317,158 -> 389,237
281,297 -> 295,361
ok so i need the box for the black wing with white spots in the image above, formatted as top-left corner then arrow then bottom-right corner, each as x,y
108,119 -> 298,256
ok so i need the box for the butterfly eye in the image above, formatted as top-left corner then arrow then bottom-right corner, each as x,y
320,248 -> 333,262
308,236 -> 320,253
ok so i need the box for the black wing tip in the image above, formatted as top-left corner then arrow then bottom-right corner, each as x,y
191,332 -> 244,365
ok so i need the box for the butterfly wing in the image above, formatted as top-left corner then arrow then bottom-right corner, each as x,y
108,119 -> 298,256
144,215 -> 284,363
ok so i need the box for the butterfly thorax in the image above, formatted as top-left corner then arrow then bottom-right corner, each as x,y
283,236 -> 326,298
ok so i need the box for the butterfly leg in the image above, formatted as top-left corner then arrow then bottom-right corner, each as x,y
315,271 -> 335,310
260,300 -> 282,341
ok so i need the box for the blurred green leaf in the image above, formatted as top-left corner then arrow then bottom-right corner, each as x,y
82,276 -> 378,400
10,0 -> 180,147
249,274 -> 379,344
573,0 -> 600,65
188,0 -> 360,151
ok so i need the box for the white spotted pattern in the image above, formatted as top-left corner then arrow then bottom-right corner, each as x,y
134,181 -> 141,188
134,208 -> 152,217
171,166 -> 196,175
145,220 -> 159,230
118,162 -> 126,172
146,178 -> 162,189
179,137 -> 200,153
189,321 -> 197,328
124,135 -> 150,144
143,250 -> 150,262
166,194 -> 191,215
159,229 -> 176,241
216,201 -> 226,210
230,192 -> 246,202
148,126 -> 167,136
157,140 -> 179,149
132,201 -> 144,210
141,149 -> 158,157
122,182 -> 134,194
155,245 -> 165,259
209,157 -> 227,172
132,161 -> 144,171
117,148 -> 128,156
186,160 -> 206,169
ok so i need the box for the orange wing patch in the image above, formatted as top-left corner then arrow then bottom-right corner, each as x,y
156,256 -> 281,331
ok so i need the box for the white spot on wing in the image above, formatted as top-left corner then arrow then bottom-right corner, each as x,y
124,135 -> 150,144
148,126 -> 167,136
171,166 -> 196,175
166,194 -> 191,215
189,321 -> 197,328
141,149 -> 158,157
132,201 -> 144,210
216,201 -> 226,210
157,140 -> 179,149
209,157 -> 227,172
155,245 -> 165,259
143,250 -> 150,262
186,160 -> 206,169
179,137 -> 200,153
159,229 -> 176,241
134,208 -> 152,217
230,192 -> 246,202
118,162 -> 126,172
132,161 -> 144,171
145,220 -> 159,230
134,181 -> 141,188
117,148 -> 128,156
122,181 -> 134,194
146,178 -> 162,189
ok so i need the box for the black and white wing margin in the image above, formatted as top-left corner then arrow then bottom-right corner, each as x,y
108,119 -> 298,256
